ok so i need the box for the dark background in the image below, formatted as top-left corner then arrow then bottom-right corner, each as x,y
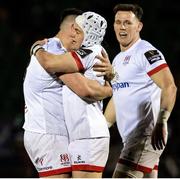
0,0 -> 180,177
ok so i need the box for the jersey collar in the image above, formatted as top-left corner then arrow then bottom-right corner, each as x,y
121,38 -> 141,54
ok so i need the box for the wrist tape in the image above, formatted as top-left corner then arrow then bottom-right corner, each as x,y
157,109 -> 171,124
30,44 -> 44,56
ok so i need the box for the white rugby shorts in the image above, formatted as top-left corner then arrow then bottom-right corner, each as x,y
69,137 -> 110,172
117,135 -> 164,173
24,131 -> 71,177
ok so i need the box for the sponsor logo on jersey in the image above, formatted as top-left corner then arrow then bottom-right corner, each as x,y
35,155 -> 53,171
37,166 -> 53,171
74,155 -> 85,164
112,82 -> 130,91
123,55 -> 131,65
60,153 -> 70,162
76,48 -> 93,58
144,50 -> 162,64
59,153 -> 70,166
35,154 -> 46,166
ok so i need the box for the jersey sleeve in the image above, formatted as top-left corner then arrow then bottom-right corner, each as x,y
70,47 -> 98,71
139,48 -> 168,77
71,46 -> 105,85
70,51 -> 85,71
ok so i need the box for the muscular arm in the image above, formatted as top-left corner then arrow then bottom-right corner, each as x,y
151,67 -> 177,113
59,73 -> 112,101
36,49 -> 81,73
151,67 -> 177,150
104,97 -> 116,127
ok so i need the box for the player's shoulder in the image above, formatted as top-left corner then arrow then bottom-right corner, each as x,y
85,44 -> 103,53
43,37 -> 63,51
76,45 -> 103,58
136,40 -> 161,54
136,40 -> 157,53
76,47 -> 93,58
137,40 -> 165,63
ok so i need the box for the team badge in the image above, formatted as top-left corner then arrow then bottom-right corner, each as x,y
144,50 -> 162,64
76,48 -> 93,58
123,55 -> 131,65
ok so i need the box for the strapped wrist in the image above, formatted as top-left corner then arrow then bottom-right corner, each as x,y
157,108 -> 171,124
30,44 -> 44,56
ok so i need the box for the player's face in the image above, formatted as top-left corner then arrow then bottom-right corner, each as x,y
114,11 -> 143,51
70,22 -> 84,50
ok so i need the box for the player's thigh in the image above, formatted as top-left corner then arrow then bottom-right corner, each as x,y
24,131 -> 71,177
43,173 -> 70,178
73,171 -> 102,178
116,136 -> 163,176
69,137 -> 109,177
113,163 -> 144,178
144,169 -> 158,178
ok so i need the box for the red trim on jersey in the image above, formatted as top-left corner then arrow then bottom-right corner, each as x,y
39,167 -> 71,177
147,63 -> 168,76
118,158 -> 158,173
153,165 -> 158,170
72,164 -> 104,172
70,51 -> 84,71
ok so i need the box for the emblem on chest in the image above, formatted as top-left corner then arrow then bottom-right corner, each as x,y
123,55 -> 131,65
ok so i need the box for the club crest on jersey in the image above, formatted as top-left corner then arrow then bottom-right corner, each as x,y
76,48 -> 93,58
144,50 -> 162,64
123,55 -> 131,65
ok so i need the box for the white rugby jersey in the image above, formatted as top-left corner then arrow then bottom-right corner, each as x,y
112,39 -> 168,142
63,45 -> 110,141
23,37 -> 69,135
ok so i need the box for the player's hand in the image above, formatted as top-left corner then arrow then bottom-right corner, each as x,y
151,122 -> 168,150
93,50 -> 115,81
30,38 -> 47,56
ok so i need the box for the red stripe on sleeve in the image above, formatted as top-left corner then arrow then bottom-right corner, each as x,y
147,63 -> 168,77
70,51 -> 84,72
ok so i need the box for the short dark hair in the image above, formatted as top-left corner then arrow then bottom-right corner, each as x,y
60,8 -> 83,24
113,4 -> 143,21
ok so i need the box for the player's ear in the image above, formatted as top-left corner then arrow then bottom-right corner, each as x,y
70,23 -> 76,37
138,21 -> 143,32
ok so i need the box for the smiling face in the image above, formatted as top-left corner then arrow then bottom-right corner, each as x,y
114,10 -> 143,51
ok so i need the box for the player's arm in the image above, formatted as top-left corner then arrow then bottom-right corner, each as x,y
35,49 -> 82,73
151,67 -> 177,113
150,67 -> 177,150
104,97 -> 116,128
30,40 -> 83,73
60,73 -> 112,101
